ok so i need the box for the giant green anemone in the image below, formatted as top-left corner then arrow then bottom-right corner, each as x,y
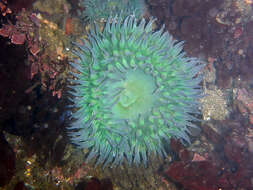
80,0 -> 146,22
69,15 -> 203,167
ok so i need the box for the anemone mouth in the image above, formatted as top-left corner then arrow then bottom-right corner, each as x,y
109,69 -> 158,120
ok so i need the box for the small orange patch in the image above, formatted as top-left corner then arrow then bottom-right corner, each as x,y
65,17 -> 73,35
245,0 -> 253,5
65,17 -> 82,36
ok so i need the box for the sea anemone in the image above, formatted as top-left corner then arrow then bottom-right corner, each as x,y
80,0 -> 146,22
69,15 -> 203,167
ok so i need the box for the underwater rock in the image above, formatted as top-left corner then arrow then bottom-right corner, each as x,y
0,132 -> 15,187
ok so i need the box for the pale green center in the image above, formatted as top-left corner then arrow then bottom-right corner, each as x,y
112,69 -> 157,120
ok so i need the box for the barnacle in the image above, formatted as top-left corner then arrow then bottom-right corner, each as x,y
69,15 -> 203,167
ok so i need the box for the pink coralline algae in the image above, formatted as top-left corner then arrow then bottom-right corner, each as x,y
163,121 -> 253,190
236,88 -> 253,124
0,23 -> 26,44
0,4 -> 66,98
0,7 -> 42,78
